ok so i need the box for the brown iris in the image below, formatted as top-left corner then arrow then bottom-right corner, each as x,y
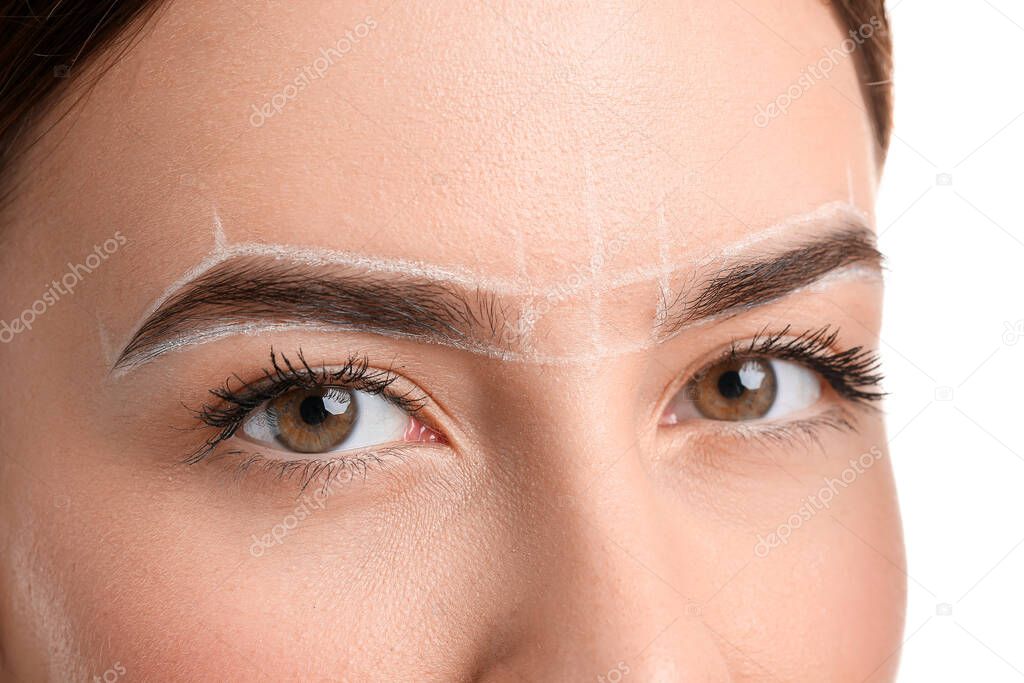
690,357 -> 777,421
268,387 -> 358,453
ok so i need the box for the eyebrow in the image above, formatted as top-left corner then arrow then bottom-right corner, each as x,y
113,224 -> 882,370
113,260 -> 511,370
654,223 -> 883,340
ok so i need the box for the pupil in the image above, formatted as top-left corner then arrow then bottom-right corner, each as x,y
717,370 -> 746,399
299,395 -> 330,426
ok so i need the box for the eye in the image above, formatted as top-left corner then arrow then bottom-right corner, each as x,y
661,357 -> 822,424
239,385 -> 441,455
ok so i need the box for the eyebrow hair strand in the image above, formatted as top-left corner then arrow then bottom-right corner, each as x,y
113,259 -> 512,371
655,225 -> 883,340
112,220 -> 882,372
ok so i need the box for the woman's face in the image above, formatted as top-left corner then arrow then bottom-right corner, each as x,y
0,0 -> 904,680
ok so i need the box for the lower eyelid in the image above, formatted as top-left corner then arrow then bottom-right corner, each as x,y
199,411 -> 445,487
660,406 -> 861,468
721,408 -> 860,446
221,444 -> 427,495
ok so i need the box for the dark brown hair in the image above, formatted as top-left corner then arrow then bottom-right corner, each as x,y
0,2 -> 163,194
831,0 -> 894,151
0,0 -> 893,197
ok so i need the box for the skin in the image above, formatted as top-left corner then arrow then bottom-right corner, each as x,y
0,1 -> 905,680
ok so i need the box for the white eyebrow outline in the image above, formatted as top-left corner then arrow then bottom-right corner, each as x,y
110,200 -> 875,375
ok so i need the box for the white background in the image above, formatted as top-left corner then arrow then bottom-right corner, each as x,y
878,0 -> 1024,679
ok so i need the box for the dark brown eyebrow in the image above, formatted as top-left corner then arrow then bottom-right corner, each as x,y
114,224 -> 882,370
114,259 -> 509,370
655,224 -> 883,340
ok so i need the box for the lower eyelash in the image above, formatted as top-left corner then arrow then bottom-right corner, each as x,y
211,445 -> 416,497
723,407 -> 861,449
678,406 -> 862,473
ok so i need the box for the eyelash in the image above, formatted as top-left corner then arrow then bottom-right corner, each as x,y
226,446 -> 418,496
722,325 -> 885,405
184,326 -> 881,483
666,326 -> 883,461
186,349 -> 425,466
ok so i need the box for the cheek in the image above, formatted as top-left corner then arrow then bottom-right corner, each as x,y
0,450 -> 294,679
12,504 -> 324,680
3,450 -> 499,680
712,452 -> 905,680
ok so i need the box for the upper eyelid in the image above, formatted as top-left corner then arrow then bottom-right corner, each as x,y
220,351 -> 424,410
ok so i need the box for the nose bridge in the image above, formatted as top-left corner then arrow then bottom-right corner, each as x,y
476,368 -> 731,679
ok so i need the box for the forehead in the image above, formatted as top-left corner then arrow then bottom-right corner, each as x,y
20,0 -> 876,314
